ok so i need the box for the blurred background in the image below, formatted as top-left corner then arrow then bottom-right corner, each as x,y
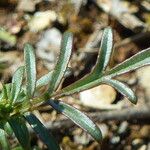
0,0 -> 150,149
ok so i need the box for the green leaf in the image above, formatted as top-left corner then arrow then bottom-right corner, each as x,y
36,67 -> 72,89
8,116 -> 30,150
53,28 -> 113,98
4,122 -> 13,136
48,32 -> 73,95
36,71 -> 52,89
10,66 -> 24,102
1,84 -> 8,100
101,78 -> 137,104
0,84 -> 12,101
24,43 -> 36,98
92,27 -> 113,75
0,129 -> 10,150
14,91 -> 26,104
25,113 -> 60,150
48,99 -> 102,142
107,48 -> 150,77
54,75 -> 102,98
12,146 -> 23,150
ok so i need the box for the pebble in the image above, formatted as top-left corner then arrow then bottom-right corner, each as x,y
136,66 -> 150,101
80,84 -> 117,109
36,28 -> 62,69
28,11 -> 57,32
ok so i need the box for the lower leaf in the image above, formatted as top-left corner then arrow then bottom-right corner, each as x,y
24,113 -> 60,150
0,129 -> 10,150
8,116 -> 31,150
47,99 -> 102,142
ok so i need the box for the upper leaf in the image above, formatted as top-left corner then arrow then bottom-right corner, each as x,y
92,27 -> 113,75
25,113 -> 60,150
106,48 -> 150,77
48,32 -> 73,95
48,99 -> 102,142
24,43 -> 36,99
10,66 -> 24,103
36,71 -> 52,89
53,28 -> 113,98
101,78 -> 137,104
1,84 -> 10,100
8,116 -> 31,150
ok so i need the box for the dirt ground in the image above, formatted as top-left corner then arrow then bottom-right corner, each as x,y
0,0 -> 150,150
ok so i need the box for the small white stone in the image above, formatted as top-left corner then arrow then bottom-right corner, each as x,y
28,11 -> 57,32
80,84 -> 117,109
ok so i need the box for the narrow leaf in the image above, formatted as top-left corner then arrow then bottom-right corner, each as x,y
54,75 -> 102,98
48,32 -> 73,95
36,71 -> 52,89
0,129 -> 10,150
12,146 -> 23,150
25,113 -> 60,150
8,116 -> 30,150
24,43 -> 36,98
10,66 -> 24,102
4,122 -> 13,136
53,28 -> 113,97
1,84 -> 8,100
101,78 -> 137,104
0,84 -> 11,101
48,99 -> 102,142
92,27 -> 113,75
55,48 -> 150,98
107,48 -> 150,77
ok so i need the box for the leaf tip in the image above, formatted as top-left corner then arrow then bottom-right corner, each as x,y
130,96 -> 138,105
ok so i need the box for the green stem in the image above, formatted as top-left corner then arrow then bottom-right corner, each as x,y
12,92 -> 50,115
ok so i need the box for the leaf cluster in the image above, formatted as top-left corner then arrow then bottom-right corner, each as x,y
0,27 -> 150,150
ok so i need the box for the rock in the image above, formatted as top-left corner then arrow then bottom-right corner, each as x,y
136,66 -> 150,89
132,139 -> 144,149
138,145 -> 147,150
110,136 -> 120,144
73,129 -> 90,145
118,121 -> 129,135
79,84 -> 117,109
28,11 -> 57,32
136,66 -> 150,101
36,28 -> 62,70
139,125 -> 150,138
98,124 -> 109,138
17,0 -> 41,12
71,0 -> 87,14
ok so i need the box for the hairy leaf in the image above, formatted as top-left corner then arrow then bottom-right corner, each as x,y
25,113 -> 60,150
53,28 -> 113,97
54,75 -> 103,98
92,27 -> 113,75
0,129 -> 10,150
48,32 -> 73,95
12,146 -> 23,150
8,116 -> 30,150
24,43 -> 36,98
48,99 -> 102,142
107,48 -> 150,77
101,78 -> 137,104
1,84 -> 9,100
4,122 -> 13,136
10,66 -> 24,102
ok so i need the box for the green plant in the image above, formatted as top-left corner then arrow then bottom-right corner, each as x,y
0,27 -> 150,150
